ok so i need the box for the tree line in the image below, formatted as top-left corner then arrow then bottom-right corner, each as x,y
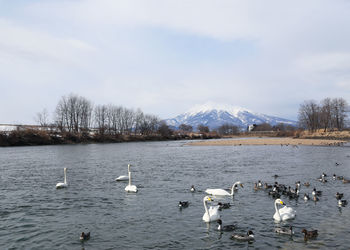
298,97 -> 349,132
36,94 -> 162,136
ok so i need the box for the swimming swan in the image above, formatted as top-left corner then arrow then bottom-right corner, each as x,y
205,181 -> 243,196
125,169 -> 138,193
273,199 -> 296,222
56,168 -> 68,189
202,196 -> 220,222
116,164 -> 131,181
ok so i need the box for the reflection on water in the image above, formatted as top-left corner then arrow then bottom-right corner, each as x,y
0,141 -> 349,249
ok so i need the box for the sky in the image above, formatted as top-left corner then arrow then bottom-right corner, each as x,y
1,0 -> 350,124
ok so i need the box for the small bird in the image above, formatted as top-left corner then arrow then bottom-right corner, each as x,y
313,195 -> 319,202
338,199 -> 348,207
275,226 -> 294,235
302,229 -> 318,240
273,174 -> 279,178
303,182 -> 310,187
80,232 -> 90,241
254,183 -> 259,191
335,162 -> 340,166
304,194 -> 310,201
231,231 -> 255,241
342,178 -> 350,184
217,219 -> 235,231
295,181 -> 301,189
312,188 -> 322,196
217,202 -> 230,210
333,174 -> 337,180
264,183 -> 272,189
190,185 -> 196,192
178,201 -> 189,208
335,192 -> 344,200
258,180 -> 263,188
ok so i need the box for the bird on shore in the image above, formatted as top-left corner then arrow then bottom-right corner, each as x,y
178,201 -> 189,208
80,232 -> 90,241
275,226 -> 294,235
231,231 -> 255,241
302,229 -> 318,240
56,168 -> 68,189
217,219 -> 235,232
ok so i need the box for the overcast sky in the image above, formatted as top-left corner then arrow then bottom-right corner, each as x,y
1,0 -> 350,124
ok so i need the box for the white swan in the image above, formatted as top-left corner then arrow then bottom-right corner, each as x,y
116,164 -> 131,181
56,168 -> 68,189
205,181 -> 243,196
202,196 -> 220,222
125,169 -> 138,193
273,199 -> 296,222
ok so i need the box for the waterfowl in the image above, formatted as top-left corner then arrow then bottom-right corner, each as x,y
312,188 -> 322,196
264,183 -> 272,189
338,199 -> 348,207
217,219 -> 235,231
304,194 -> 310,201
178,201 -> 189,208
217,202 -> 230,210
205,181 -> 243,196
336,192 -> 344,200
303,182 -> 310,187
202,196 -> 220,222
342,178 -> 350,184
312,195 -> 319,202
273,199 -> 296,222
302,229 -> 318,240
258,180 -> 263,188
254,183 -> 259,191
273,174 -> 279,178
80,232 -> 90,241
56,168 -> 68,189
333,174 -> 337,180
231,231 -> 255,241
190,185 -> 196,192
337,176 -> 344,180
115,164 -> 131,181
275,226 -> 294,235
295,181 -> 301,189
335,162 -> 340,166
125,169 -> 138,193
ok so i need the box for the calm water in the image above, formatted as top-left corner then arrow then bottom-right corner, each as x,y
0,140 -> 350,249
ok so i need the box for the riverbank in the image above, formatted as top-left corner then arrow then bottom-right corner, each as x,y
0,129 -> 220,147
187,137 -> 348,146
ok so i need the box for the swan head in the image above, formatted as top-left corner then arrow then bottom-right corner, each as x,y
275,199 -> 285,205
204,196 -> 213,202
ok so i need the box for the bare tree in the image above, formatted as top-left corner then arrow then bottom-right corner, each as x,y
197,124 -> 209,133
217,123 -> 239,135
298,100 -> 320,132
179,124 -> 193,133
35,108 -> 49,127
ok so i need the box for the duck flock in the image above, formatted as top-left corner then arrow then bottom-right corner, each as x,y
55,162 -> 349,244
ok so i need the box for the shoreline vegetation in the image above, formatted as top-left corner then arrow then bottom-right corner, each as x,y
0,129 -> 349,147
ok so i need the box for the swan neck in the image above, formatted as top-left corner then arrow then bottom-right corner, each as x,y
274,201 -> 281,219
128,171 -> 131,186
203,198 -> 209,216
64,168 -> 67,184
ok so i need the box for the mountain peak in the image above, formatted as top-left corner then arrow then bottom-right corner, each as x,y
186,102 -> 251,116
166,102 -> 297,130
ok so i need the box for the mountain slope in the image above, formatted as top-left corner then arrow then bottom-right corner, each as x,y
165,103 -> 297,130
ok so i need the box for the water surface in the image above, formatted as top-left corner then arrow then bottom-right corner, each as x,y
0,140 -> 350,249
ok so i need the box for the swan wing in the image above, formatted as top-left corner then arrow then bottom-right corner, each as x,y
205,189 -> 230,196
116,175 -> 129,181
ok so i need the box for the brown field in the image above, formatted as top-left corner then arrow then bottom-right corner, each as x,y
187,137 -> 347,146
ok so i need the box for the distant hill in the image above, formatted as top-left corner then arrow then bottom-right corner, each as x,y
165,102 -> 297,130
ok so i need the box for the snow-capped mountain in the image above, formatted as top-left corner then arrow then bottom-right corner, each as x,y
165,102 -> 297,130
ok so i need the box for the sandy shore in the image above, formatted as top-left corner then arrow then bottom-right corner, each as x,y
187,137 -> 348,146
